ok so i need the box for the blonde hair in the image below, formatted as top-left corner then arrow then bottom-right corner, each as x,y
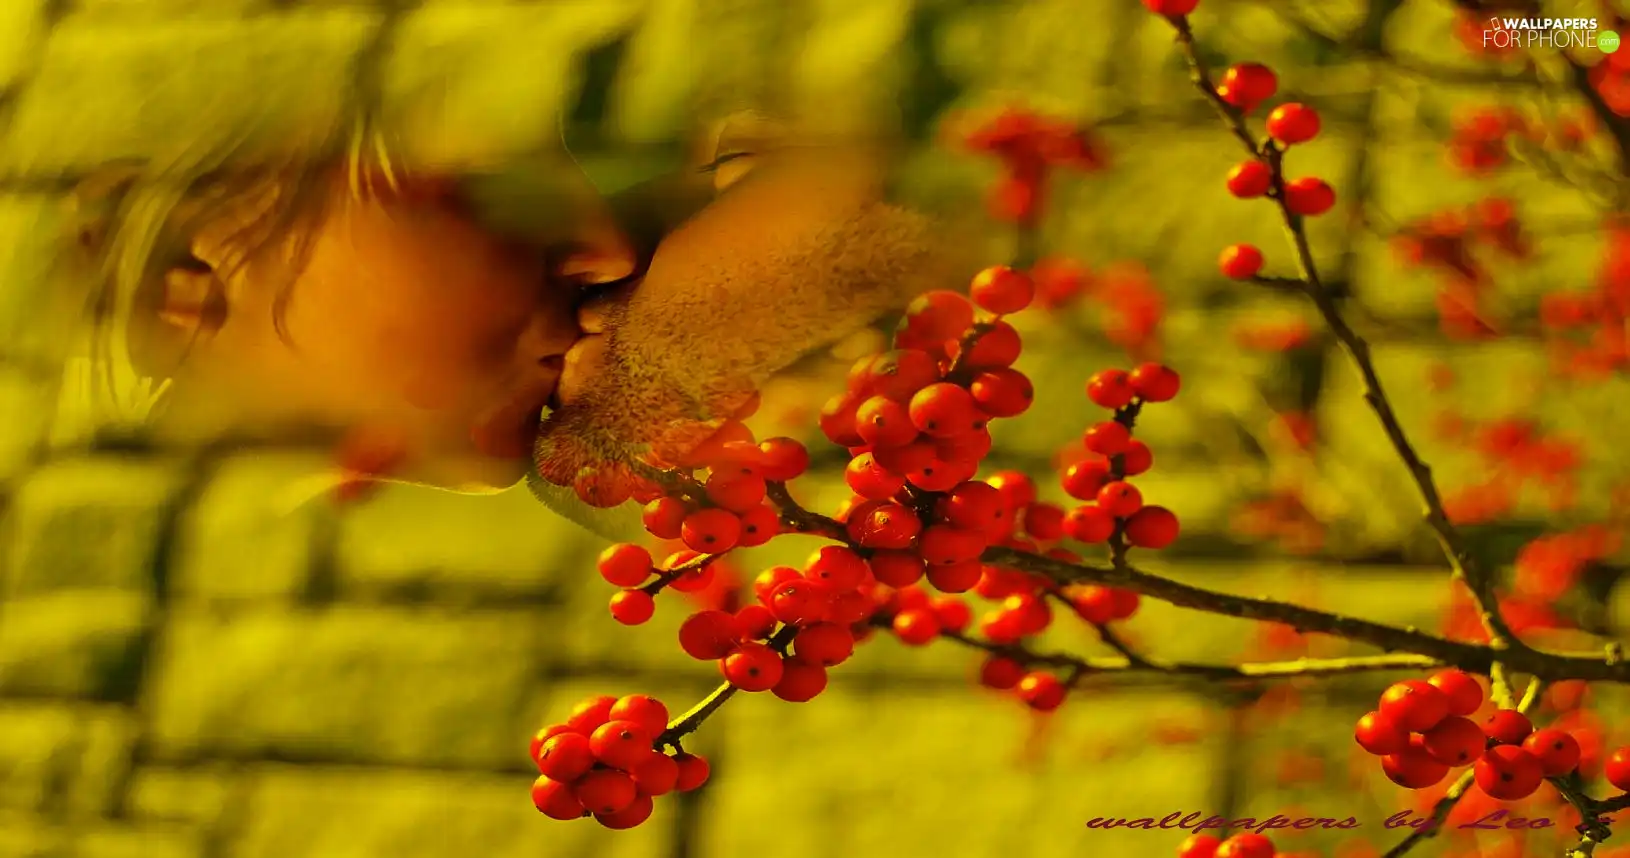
55,122 -> 425,445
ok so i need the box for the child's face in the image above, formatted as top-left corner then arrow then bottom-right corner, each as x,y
150,138 -> 960,492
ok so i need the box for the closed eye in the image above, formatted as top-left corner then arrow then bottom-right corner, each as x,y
697,151 -> 753,174
698,150 -> 757,194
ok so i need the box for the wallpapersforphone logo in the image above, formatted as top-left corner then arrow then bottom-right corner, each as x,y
1482,16 -> 1619,53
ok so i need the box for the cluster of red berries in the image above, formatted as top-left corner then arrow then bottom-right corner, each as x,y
581,266 -> 1191,726
1538,219 -> 1630,379
1177,831 -> 1277,858
1352,670 -> 1630,801
1203,62 -> 1334,281
528,693 -> 710,829
956,106 -> 1110,226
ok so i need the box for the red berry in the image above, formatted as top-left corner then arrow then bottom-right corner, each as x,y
979,655 -> 1026,690
1061,456 -> 1112,500
757,437 -> 810,481
704,469 -> 766,513
1123,505 -> 1179,548
792,622 -> 855,666
535,731 -> 595,781
1266,102 -> 1321,145
1096,481 -> 1143,518
845,452 -> 906,499
1382,746 -> 1450,789
680,507 -> 741,553
609,589 -> 656,625
929,595 -> 972,632
1420,716 -> 1486,766
855,395 -> 919,448
909,383 -> 980,437
1474,745 -> 1545,800
673,752 -> 710,791
939,481 -> 1004,530
1108,588 -> 1139,620
566,695 -> 617,732
736,504 -> 780,546
1522,728 -> 1582,776
632,753 -> 680,797
752,566 -> 799,604
1063,504 -> 1116,543
733,604 -> 779,640
768,580 -> 831,625
902,290 -> 975,342
1605,747 -> 1630,791
642,497 -> 688,539
531,775 -> 585,820
772,660 -> 828,702
986,470 -> 1038,509
1379,680 -> 1451,732
1141,0 -> 1198,15
865,349 -> 942,401
925,558 -> 983,593
608,695 -> 669,739
663,553 -> 715,593
598,543 -> 654,587
918,524 -> 988,566
1016,672 -> 1067,711
573,768 -> 637,815
1219,243 -> 1264,279
1022,502 -> 1066,541
829,589 -> 875,626
869,549 -> 926,587
678,610 -> 737,660
935,428 -> 992,464
1215,832 -> 1275,858
1284,177 -> 1335,216
970,265 -> 1035,314
1355,710 -> 1409,756
529,723 -> 571,765
720,642 -> 785,691
1226,160 -> 1272,198
1129,363 -> 1180,402
1219,63 -> 1277,108
804,545 -> 869,590
1086,369 -> 1136,409
590,720 -> 655,771
1427,669 -> 1485,717
1083,420 -> 1131,455
594,793 -> 654,829
846,501 -> 922,549
970,368 -> 1034,417
1484,709 -> 1534,745
948,319 -> 1021,368
1177,833 -> 1221,858
893,608 -> 941,644
873,438 -> 936,474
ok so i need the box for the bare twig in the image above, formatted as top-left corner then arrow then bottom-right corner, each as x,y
1164,13 -> 1525,672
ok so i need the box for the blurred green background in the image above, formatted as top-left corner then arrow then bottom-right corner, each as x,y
2,0 -> 1630,856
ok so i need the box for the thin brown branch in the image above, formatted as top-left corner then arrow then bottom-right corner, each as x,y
983,545 -> 1630,683
1165,13 -> 1524,659
655,623 -> 800,751
870,612 -> 1440,679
